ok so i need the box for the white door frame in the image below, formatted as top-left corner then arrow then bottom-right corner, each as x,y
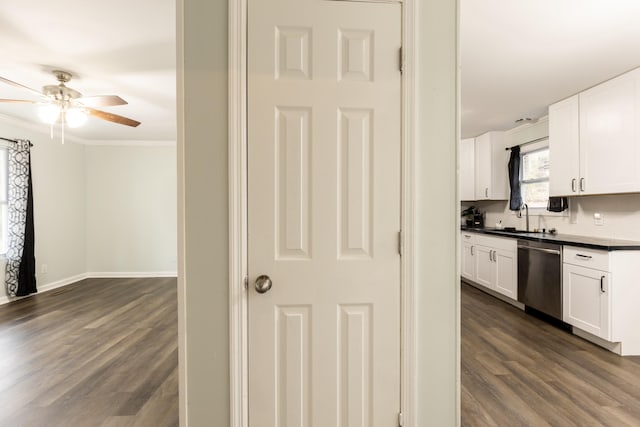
228,0 -> 416,425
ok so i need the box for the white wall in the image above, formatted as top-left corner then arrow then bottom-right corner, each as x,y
0,118 -> 86,299
85,144 -> 177,274
178,0 -> 459,425
416,0 -> 460,424
0,117 -> 177,302
178,0 -> 230,425
471,194 -> 640,242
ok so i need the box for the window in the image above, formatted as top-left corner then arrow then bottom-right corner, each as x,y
520,147 -> 549,209
0,147 -> 7,254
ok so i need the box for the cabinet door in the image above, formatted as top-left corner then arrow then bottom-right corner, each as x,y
474,133 -> 491,200
475,245 -> 495,290
460,138 -> 475,201
549,95 -> 580,196
494,248 -> 516,300
460,233 -> 475,280
488,132 -> 508,200
474,132 -> 507,200
563,264 -> 610,340
579,69 -> 640,195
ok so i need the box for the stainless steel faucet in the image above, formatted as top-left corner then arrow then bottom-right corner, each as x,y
519,203 -> 529,232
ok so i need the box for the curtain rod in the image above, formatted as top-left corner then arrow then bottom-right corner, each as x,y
505,136 -> 549,151
0,137 -> 33,146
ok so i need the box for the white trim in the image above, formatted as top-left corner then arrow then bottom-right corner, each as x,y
0,113 -> 175,147
85,271 -> 178,278
229,0 -> 249,426
0,272 -> 177,305
176,0 -> 187,424
573,327 -> 622,355
82,140 -> 177,147
400,1 -> 417,425
0,113 -> 86,145
0,272 -> 89,305
229,2 -> 417,425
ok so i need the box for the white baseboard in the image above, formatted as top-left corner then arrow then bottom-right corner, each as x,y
86,271 -> 178,278
0,271 -> 178,305
573,327 -> 623,355
0,272 -> 89,305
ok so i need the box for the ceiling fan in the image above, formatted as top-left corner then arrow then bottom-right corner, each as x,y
0,70 -> 141,128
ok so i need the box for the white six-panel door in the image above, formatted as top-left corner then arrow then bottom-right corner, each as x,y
248,0 -> 401,425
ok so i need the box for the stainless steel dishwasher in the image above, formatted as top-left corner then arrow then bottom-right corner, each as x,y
517,239 -> 563,320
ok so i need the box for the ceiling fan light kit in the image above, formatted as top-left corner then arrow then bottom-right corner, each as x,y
0,69 -> 141,143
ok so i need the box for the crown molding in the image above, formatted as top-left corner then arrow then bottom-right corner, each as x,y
0,113 -> 175,147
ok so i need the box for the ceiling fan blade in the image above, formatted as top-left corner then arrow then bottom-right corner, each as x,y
0,76 -> 43,97
0,99 -> 37,103
85,107 -> 141,127
75,95 -> 128,107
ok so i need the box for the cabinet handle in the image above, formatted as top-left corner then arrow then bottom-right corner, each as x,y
470,246 -> 474,255
580,178 -> 585,192
571,178 -> 577,192
575,254 -> 592,260
491,250 -> 496,262
600,275 -> 605,293
464,234 -> 471,239
485,188 -> 488,198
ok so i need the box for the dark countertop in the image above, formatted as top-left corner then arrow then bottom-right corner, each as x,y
461,226 -> 640,251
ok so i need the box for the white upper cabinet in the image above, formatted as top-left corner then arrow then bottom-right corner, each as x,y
474,131 -> 508,200
580,68 -> 640,195
460,138 -> 476,201
549,68 -> 640,196
549,95 -> 580,196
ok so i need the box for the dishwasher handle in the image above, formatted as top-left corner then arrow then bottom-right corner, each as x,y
517,245 -> 561,256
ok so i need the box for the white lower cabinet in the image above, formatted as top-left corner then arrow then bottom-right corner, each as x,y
460,231 -> 517,301
562,246 -> 640,355
474,244 -> 495,289
461,232 -> 476,281
494,248 -> 517,300
563,263 -> 610,340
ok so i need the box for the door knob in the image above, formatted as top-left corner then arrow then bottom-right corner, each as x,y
254,275 -> 273,294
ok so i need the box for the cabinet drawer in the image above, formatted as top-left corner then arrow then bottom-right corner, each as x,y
563,246 -> 610,271
461,232 -> 476,242
475,234 -> 516,252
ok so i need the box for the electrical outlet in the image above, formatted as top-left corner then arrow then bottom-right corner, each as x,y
40,264 -> 48,274
594,213 -> 604,226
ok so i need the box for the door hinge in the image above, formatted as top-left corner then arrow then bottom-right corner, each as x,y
399,46 -> 404,74
398,411 -> 404,427
398,230 -> 403,256
244,276 -> 249,290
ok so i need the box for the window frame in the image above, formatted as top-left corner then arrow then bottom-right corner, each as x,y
517,140 -> 567,217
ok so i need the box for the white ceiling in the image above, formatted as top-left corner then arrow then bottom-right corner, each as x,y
461,0 -> 640,138
2,1 -> 639,142
0,0 -> 175,142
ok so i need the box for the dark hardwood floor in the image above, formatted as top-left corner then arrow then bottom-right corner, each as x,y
462,281 -> 640,426
0,277 -> 178,427
7,277 -> 640,425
